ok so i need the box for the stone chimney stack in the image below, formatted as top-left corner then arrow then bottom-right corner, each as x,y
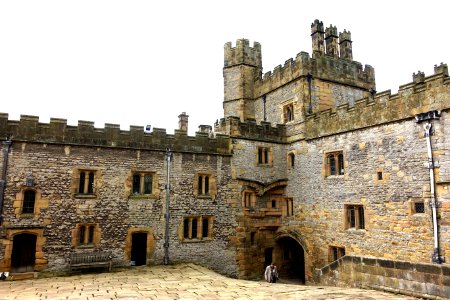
178,112 -> 189,132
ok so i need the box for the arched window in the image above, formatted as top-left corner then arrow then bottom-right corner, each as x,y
22,190 -> 36,214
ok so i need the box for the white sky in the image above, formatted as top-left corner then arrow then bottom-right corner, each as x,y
0,0 -> 448,135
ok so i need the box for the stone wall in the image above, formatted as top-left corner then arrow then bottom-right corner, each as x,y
315,255 -> 450,299
0,138 -> 240,277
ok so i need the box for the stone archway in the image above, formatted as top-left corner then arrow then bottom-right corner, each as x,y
274,236 -> 305,283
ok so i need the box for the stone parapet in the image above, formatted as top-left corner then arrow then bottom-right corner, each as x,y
304,66 -> 450,140
0,115 -> 230,155
214,116 -> 286,143
315,255 -> 450,299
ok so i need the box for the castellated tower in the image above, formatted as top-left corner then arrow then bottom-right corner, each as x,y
325,25 -> 339,57
339,30 -> 353,60
311,19 -> 325,54
223,39 -> 262,121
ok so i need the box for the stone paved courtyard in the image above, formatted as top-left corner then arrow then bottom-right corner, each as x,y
0,264 -> 416,300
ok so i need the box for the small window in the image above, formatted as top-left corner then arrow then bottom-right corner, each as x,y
78,170 -> 96,194
198,175 -> 210,196
183,219 -> 189,238
377,172 -> 383,180
73,224 -> 99,248
22,190 -> 36,214
271,199 -> 277,208
132,172 -> 153,195
78,224 -> 96,246
288,153 -> 295,168
284,198 -> 294,217
326,151 -> 344,177
202,218 -> 209,238
283,103 -> 294,123
182,216 -> 213,241
329,246 -> 345,262
345,205 -> 365,230
258,147 -> 270,165
192,219 -> 198,239
242,190 -> 256,208
414,201 -> 425,214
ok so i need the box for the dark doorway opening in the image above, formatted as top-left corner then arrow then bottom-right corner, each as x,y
264,247 -> 273,268
131,232 -> 147,266
276,237 -> 305,283
11,233 -> 37,273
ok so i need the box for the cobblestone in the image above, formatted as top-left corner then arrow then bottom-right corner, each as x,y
0,264 -> 416,300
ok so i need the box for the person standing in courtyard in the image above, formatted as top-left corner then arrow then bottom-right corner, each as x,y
264,262 -> 278,283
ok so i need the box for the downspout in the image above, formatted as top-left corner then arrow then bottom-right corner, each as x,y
263,95 -> 267,122
307,73 -> 313,114
423,121 -> 443,263
0,139 -> 12,225
163,147 -> 172,265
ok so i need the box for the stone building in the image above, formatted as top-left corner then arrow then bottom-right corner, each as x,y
0,20 -> 449,298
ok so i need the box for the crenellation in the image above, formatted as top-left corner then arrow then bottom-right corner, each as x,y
0,115 -> 231,155
254,50 -> 375,98
413,71 -> 425,83
224,39 -> 262,69
434,62 -> 448,75
304,68 -> 450,139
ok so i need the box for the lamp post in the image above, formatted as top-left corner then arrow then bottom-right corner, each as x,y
163,147 -> 172,265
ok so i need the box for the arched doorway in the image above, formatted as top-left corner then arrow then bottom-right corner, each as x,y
275,236 -> 305,283
11,233 -> 37,273
131,232 -> 147,266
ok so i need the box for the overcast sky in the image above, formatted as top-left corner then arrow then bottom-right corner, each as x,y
0,1 -> 448,135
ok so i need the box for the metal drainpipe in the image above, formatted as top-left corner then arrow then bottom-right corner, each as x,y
423,121 -> 443,263
263,95 -> 267,122
163,147 -> 172,265
0,139 -> 12,225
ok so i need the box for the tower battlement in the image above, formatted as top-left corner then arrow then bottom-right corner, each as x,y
0,115 -> 231,155
224,39 -> 262,69
254,50 -> 375,97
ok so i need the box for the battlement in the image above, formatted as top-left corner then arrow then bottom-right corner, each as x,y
214,116 -> 286,142
255,50 -> 375,97
224,39 -> 262,68
0,115 -> 231,155
304,64 -> 450,139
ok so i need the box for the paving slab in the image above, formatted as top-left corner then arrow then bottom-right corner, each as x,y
0,264 -> 417,300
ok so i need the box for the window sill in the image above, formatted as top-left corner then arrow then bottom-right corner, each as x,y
129,194 -> 158,200
197,195 -> 212,199
257,164 -> 272,167
76,244 -> 95,249
182,238 -> 213,243
326,175 -> 345,179
74,193 -> 97,199
345,228 -> 366,234
20,213 -> 35,219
